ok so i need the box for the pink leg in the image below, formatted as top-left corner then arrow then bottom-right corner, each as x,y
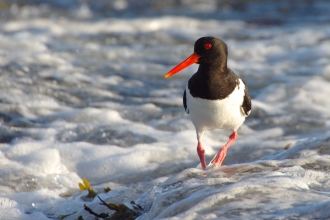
197,141 -> 207,169
211,132 -> 238,166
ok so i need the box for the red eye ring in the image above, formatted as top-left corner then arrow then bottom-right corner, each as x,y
205,43 -> 212,50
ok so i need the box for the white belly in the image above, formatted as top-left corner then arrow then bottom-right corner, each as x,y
186,79 -> 246,139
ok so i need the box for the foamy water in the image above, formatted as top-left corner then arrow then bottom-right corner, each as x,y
1,1 -> 330,219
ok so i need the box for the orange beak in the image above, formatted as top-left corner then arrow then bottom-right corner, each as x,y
164,53 -> 200,78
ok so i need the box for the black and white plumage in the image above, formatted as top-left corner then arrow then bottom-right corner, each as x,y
165,36 -> 251,170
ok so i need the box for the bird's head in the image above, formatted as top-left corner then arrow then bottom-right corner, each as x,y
164,36 -> 228,78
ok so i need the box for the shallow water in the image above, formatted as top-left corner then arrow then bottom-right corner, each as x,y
1,1 -> 330,219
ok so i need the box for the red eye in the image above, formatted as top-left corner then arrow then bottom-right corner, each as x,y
205,43 -> 212,50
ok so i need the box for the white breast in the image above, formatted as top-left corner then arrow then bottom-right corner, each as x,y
186,79 -> 247,140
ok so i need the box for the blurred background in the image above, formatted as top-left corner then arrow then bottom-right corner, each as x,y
1,0 -> 330,23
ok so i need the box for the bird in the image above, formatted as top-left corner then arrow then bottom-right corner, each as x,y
164,36 -> 251,170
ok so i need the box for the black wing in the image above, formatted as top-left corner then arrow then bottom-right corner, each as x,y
241,79 -> 251,116
183,89 -> 189,114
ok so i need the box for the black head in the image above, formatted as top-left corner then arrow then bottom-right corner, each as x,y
164,36 -> 229,78
194,37 -> 228,65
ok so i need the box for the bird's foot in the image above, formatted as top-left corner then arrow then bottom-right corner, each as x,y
210,162 -> 222,169
209,131 -> 238,167
196,163 -> 207,170
196,163 -> 204,170
197,141 -> 207,170
210,152 -> 224,166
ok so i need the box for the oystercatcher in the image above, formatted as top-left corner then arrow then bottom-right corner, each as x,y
164,36 -> 251,169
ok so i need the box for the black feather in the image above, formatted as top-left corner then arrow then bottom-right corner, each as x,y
241,79 -> 252,115
183,89 -> 189,114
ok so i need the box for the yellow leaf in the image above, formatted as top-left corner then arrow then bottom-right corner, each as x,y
82,178 -> 91,191
78,183 -> 86,191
